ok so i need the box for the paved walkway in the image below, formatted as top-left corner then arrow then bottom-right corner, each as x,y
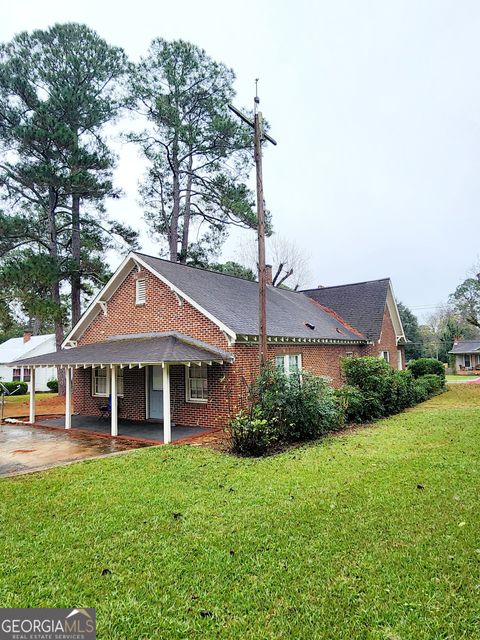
0,423 -> 151,476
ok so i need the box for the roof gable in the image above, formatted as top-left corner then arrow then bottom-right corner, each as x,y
449,340 -> 480,354
0,334 -> 55,364
301,278 -> 405,343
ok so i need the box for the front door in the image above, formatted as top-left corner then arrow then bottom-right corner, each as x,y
149,366 -> 164,420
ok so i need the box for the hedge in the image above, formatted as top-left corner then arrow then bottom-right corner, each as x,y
407,358 -> 446,383
228,357 -> 446,456
0,381 -> 28,395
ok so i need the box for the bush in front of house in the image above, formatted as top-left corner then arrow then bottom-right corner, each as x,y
46,379 -> 58,393
407,358 -> 446,385
341,356 -> 444,422
413,373 -> 444,402
229,407 -> 280,456
335,385 -> 382,423
0,381 -> 28,395
228,366 -> 343,456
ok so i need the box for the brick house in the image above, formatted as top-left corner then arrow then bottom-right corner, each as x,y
14,251 -> 406,442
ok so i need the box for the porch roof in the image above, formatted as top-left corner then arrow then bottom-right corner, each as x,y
9,332 -> 234,368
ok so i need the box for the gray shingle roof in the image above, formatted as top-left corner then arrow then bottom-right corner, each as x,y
10,332 -> 233,367
301,278 -> 390,341
136,253 -> 366,342
449,340 -> 480,354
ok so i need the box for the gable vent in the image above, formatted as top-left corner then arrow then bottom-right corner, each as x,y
135,278 -> 146,305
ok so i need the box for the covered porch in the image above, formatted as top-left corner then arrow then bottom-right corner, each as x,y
12,332 -> 234,444
36,415 -> 209,444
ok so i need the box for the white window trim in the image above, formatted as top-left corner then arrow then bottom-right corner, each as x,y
135,278 -> 146,305
380,351 -> 390,363
92,368 -> 124,398
275,353 -> 302,376
185,364 -> 208,403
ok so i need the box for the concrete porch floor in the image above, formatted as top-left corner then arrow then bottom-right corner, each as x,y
36,415 -> 210,444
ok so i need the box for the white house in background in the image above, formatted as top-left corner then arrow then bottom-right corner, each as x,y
0,332 -> 56,391
449,339 -> 480,374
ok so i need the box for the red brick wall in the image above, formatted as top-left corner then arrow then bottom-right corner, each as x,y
364,306 -> 405,370
79,266 -> 231,351
72,268 -> 404,429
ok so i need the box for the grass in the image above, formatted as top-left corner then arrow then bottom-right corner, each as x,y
1,385 -> 479,639
2,391 -> 54,404
445,374 -> 480,381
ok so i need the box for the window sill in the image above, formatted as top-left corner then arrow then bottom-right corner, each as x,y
186,398 -> 208,404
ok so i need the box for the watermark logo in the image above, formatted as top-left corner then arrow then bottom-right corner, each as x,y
0,608 -> 96,640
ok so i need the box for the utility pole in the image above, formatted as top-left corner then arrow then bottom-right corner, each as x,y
229,82 -> 277,369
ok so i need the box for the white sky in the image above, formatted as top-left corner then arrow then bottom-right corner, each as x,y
3,0 -> 480,319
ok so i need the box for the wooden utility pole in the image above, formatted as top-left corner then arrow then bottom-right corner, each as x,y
229,84 -> 277,369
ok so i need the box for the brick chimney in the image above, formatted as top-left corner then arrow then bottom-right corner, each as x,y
265,264 -> 273,285
23,330 -> 33,343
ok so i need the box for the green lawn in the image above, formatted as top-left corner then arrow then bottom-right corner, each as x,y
1,386 -> 479,639
2,391 -> 53,404
445,374 -> 480,381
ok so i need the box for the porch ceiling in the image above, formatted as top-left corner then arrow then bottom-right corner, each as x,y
9,332 -> 234,368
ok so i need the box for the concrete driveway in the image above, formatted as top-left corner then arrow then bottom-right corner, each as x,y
0,423 -> 152,477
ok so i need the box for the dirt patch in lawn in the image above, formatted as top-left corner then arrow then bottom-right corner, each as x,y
1,394 -> 65,418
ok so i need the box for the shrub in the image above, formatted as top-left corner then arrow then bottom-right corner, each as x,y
340,357 -> 444,424
415,374 -> 443,400
408,358 -> 445,385
0,381 -> 28,395
282,373 -> 344,441
228,408 -> 280,456
47,379 -> 58,393
335,385 -> 382,423
228,366 -> 343,455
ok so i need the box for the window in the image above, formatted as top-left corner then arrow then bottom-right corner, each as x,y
275,354 -> 302,376
186,364 -> 208,402
92,368 -> 123,397
345,352 -> 354,358
23,368 -> 31,382
380,351 -> 390,363
12,368 -> 21,382
464,354 -> 471,368
135,278 -> 146,305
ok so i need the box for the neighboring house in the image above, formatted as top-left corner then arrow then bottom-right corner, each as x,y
0,332 -> 56,391
12,252 -> 406,440
449,340 -> 480,373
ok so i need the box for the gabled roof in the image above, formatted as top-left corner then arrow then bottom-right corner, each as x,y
449,340 -> 480,354
135,253 -> 366,343
301,279 -> 392,342
0,334 -> 55,365
11,332 -> 234,367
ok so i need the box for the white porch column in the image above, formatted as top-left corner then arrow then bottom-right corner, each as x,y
111,364 -> 118,437
65,367 -> 72,429
29,368 -> 36,424
163,363 -> 171,444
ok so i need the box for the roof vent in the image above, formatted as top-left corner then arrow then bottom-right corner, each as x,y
336,327 -> 345,335
305,322 -> 315,330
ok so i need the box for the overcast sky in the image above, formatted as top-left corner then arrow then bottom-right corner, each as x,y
3,1 -> 480,319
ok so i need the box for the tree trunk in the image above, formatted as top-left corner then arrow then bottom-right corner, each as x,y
179,155 -> 193,263
48,186 -> 66,396
71,193 -> 81,326
169,138 -> 180,262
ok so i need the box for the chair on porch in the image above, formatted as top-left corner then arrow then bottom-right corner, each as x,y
99,396 -> 121,420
